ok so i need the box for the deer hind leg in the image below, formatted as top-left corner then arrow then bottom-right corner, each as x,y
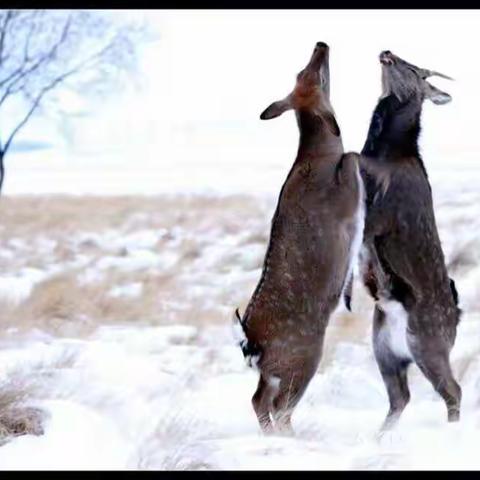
271,368 -> 315,436
411,341 -> 461,422
373,305 -> 412,431
252,374 -> 277,434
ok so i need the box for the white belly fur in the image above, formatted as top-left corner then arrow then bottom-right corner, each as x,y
341,161 -> 366,298
377,298 -> 413,361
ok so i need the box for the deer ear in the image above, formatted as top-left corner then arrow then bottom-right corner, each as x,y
319,110 -> 341,136
425,82 -> 452,105
260,97 -> 292,120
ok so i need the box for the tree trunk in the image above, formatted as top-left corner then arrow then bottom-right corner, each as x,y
0,151 -> 4,195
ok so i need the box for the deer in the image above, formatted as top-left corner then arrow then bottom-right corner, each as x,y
356,50 -> 462,430
233,42 -> 365,435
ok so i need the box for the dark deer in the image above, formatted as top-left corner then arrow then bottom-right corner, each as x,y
233,42 -> 364,435
358,50 -> 461,430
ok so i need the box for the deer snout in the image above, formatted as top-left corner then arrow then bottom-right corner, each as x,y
380,50 -> 395,65
307,42 -> 329,70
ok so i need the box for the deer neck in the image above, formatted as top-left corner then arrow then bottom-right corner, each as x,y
296,109 -> 343,162
362,94 -> 422,160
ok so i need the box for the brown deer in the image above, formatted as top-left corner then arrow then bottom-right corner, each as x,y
358,50 -> 461,430
233,42 -> 364,435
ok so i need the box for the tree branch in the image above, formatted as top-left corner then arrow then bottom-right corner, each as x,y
0,14 -> 72,95
0,10 -> 14,66
2,57 -> 93,156
0,10 -> 142,169
23,10 -> 40,63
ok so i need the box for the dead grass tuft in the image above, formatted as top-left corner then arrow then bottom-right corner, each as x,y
0,266 -> 226,337
0,270 -> 176,336
0,407 -> 45,443
135,405 -> 215,470
0,376 -> 45,445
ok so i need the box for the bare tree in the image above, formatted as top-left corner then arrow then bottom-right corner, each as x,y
0,9 -> 148,193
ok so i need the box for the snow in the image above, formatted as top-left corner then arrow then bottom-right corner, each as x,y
108,282 -> 143,299
0,268 -> 47,305
76,229 -> 166,253
0,400 -> 130,470
1,313 -> 480,470
96,250 -> 162,273
0,169 -> 479,469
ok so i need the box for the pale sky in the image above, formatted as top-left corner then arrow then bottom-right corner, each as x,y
6,10 -> 480,194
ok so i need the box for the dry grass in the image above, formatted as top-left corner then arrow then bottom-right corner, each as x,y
134,383 -> 216,470
0,194 -> 273,336
0,376 -> 45,445
0,272 -> 242,338
0,194 -> 269,238
0,270 -> 180,336
0,407 -> 45,444
136,411 -> 215,470
0,348 -> 79,445
0,193 -> 383,352
0,192 -> 474,344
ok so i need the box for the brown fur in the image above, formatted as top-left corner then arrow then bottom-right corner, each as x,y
236,43 -> 363,435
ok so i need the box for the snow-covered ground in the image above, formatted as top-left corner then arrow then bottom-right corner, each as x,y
0,170 -> 479,470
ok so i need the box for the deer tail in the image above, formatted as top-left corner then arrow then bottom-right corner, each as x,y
231,308 -> 262,369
